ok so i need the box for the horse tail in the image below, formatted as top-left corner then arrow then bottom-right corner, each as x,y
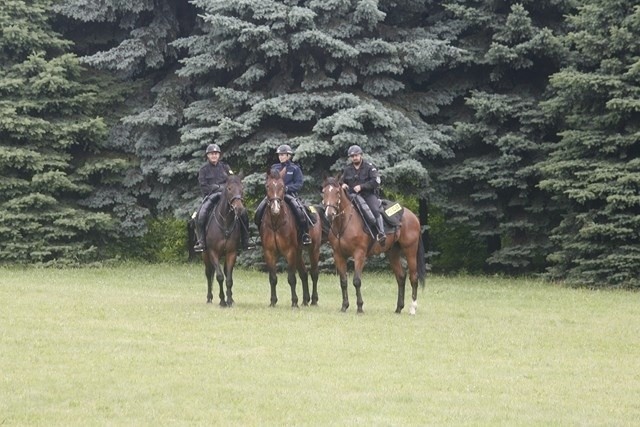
417,235 -> 426,289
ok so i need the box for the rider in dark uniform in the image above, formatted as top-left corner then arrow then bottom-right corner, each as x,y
193,143 -> 250,252
254,144 -> 311,245
341,144 -> 386,245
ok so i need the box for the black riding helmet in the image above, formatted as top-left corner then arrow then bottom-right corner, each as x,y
276,144 -> 293,155
206,144 -> 221,154
347,145 -> 363,156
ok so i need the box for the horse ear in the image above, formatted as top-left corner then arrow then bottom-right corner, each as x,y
236,171 -> 244,180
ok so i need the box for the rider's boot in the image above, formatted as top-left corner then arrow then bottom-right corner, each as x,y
375,215 -> 386,245
193,212 -> 206,253
240,211 -> 254,250
299,210 -> 311,245
301,232 -> 311,246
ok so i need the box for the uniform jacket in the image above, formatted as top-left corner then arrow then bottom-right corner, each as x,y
198,161 -> 232,197
271,160 -> 303,195
342,161 -> 381,196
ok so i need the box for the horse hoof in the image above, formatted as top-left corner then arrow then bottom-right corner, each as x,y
409,301 -> 417,315
269,303 -> 277,307
207,299 -> 212,304
219,301 -> 227,307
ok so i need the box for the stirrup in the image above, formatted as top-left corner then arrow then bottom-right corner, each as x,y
376,233 -> 386,244
302,234 -> 311,245
193,242 -> 205,253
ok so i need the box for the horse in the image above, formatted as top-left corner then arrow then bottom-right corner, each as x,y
321,177 -> 426,314
202,174 -> 247,307
259,169 -> 322,307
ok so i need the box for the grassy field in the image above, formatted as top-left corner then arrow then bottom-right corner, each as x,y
1,263 -> 639,425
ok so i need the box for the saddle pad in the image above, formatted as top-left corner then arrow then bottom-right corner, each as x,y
381,200 -> 403,226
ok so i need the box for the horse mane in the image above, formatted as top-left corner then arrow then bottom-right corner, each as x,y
268,168 -> 281,180
324,176 -> 340,187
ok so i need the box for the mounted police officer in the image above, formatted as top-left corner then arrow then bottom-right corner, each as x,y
193,143 -> 250,252
254,144 -> 312,245
341,144 -> 386,245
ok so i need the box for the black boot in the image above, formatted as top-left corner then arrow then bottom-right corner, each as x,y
299,211 -> 311,245
375,215 -> 386,245
194,207 -> 206,252
301,232 -> 311,245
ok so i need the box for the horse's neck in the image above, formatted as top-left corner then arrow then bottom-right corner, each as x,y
334,192 -> 357,230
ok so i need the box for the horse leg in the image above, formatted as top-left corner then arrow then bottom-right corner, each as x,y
224,251 -> 238,307
213,256 -> 226,307
264,250 -> 278,307
404,243 -> 420,315
286,251 -> 299,308
334,254 -> 349,312
296,253 -> 310,306
205,256 -> 215,304
352,251 -> 366,314
309,244 -> 320,306
388,246 -> 407,313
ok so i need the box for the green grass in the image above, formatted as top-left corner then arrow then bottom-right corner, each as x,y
1,264 -> 639,425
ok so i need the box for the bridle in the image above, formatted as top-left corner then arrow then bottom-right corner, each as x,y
322,184 -> 344,219
266,180 -> 285,215
214,185 -> 244,237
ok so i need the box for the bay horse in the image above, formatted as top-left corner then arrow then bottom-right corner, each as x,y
202,174 -> 246,306
321,177 -> 426,314
259,169 -> 322,307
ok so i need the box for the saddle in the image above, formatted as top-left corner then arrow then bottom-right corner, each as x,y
350,196 -> 403,233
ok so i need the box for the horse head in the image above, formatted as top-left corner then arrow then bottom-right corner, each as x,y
321,176 -> 344,222
223,175 -> 246,217
265,168 -> 285,215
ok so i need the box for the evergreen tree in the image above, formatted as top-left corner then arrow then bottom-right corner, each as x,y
0,0 -> 115,264
169,0 -> 460,218
540,0 -> 640,287
432,1 -> 574,273
54,0 -> 198,225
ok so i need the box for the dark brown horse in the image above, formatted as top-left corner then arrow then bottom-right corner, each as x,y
321,177 -> 426,314
259,169 -> 322,307
203,175 -> 246,306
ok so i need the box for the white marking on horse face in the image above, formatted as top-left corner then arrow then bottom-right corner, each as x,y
270,199 -> 281,215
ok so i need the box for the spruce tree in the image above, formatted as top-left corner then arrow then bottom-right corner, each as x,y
540,0 -> 640,287
54,0 -> 198,224
0,0 -> 115,264
432,1 -> 574,273
169,0 -> 459,217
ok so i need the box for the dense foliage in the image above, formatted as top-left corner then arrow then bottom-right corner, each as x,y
540,0 -> 640,287
0,0 -> 637,287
